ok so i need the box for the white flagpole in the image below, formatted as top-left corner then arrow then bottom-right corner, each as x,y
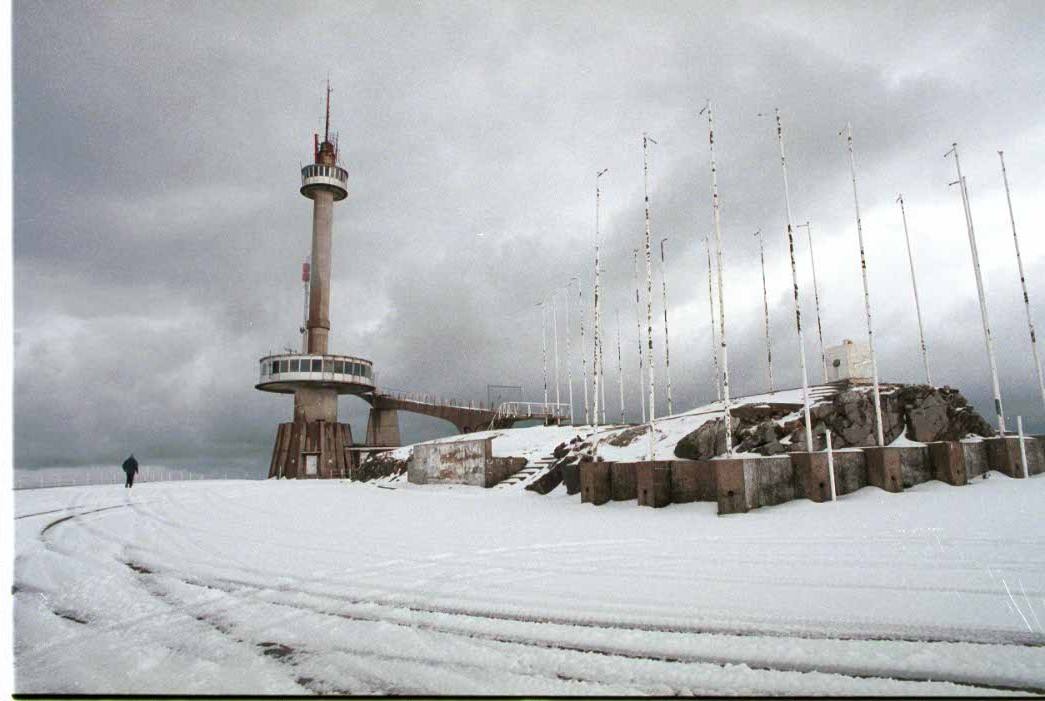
593,169 -> 608,427
754,229 -> 775,392
796,221 -> 828,383
774,108 -> 814,452
946,143 -> 1006,433
660,237 -> 674,414
578,281 -> 589,424
565,282 -> 575,424
539,301 -> 548,405
896,194 -> 932,386
705,104 -> 732,455
616,310 -> 626,424
704,234 -> 721,401
643,133 -> 658,460
999,151 -> 1045,413
633,248 -> 647,423
552,292 -> 560,406
842,123 -> 884,446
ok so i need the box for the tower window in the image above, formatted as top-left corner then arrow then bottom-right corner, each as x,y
323,359 -> 333,373
290,359 -> 300,372
335,360 -> 345,374
311,359 -> 322,372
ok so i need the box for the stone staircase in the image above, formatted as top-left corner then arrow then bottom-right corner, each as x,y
496,454 -> 558,488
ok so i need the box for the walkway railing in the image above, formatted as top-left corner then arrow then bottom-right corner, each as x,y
493,401 -> 571,420
377,389 -> 492,412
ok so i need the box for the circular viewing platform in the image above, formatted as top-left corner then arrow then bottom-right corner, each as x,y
256,353 -> 374,395
300,164 -> 348,201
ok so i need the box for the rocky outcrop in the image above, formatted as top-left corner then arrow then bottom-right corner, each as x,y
674,384 -> 993,460
356,451 -> 408,481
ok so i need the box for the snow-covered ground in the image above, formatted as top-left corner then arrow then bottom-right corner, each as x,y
13,473 -> 1045,695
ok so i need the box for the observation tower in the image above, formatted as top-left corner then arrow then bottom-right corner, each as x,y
257,85 -> 375,479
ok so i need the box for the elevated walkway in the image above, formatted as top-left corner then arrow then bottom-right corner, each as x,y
362,390 -> 569,445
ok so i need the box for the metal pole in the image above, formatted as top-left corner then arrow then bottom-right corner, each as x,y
1018,416 -> 1029,479
843,123 -> 884,447
643,133 -> 657,460
593,168 -> 608,427
774,108 -> 814,452
826,429 -> 837,501
633,248 -> 647,422
755,229 -> 775,392
659,238 -> 674,414
705,104 -> 732,455
704,234 -> 721,401
579,280 -> 589,424
600,337 -> 608,425
617,310 -> 626,424
552,293 -> 560,406
896,195 -> 932,386
565,282 -> 575,425
946,143 -> 1006,433
796,222 -> 828,383
539,302 -> 548,405
999,151 -> 1045,413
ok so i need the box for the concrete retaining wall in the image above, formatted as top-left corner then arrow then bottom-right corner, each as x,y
578,437 -> 1045,516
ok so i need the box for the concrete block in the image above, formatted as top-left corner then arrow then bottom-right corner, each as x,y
961,440 -> 989,478
928,441 -> 967,486
984,436 -> 1045,478
580,462 -> 611,505
610,462 -> 638,501
831,450 -> 868,496
896,446 -> 933,488
713,459 -> 748,515
486,457 -> 527,487
791,452 -> 831,502
670,460 -> 715,503
562,461 -> 581,495
745,457 -> 796,507
864,447 -> 904,493
636,462 -> 672,508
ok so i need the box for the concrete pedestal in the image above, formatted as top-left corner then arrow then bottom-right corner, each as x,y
563,461 -> 582,495
864,447 -> 904,493
268,420 -> 352,479
713,459 -> 748,515
580,462 -> 611,505
928,441 -> 967,486
670,460 -> 716,503
365,408 -> 401,447
610,462 -> 638,501
636,462 -> 672,508
791,452 -> 832,502
983,436 -> 1042,478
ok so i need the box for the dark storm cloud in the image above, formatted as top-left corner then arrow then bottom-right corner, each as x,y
13,1 -> 1045,472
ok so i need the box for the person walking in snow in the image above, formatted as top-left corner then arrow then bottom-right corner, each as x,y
122,454 -> 139,488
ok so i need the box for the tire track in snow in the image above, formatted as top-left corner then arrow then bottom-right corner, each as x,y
138,567 -> 1042,695
114,496 -> 1045,648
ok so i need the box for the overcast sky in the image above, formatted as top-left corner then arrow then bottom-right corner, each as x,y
12,1 -> 1045,474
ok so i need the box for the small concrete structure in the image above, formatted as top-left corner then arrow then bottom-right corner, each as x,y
636,462 -> 672,508
406,437 -> 525,487
864,447 -> 904,493
610,462 -> 638,501
670,460 -> 716,503
580,462 -> 612,505
984,436 -> 1045,478
928,441 -> 967,486
825,339 -> 872,382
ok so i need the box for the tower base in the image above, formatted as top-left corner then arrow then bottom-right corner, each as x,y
365,408 -> 401,446
268,420 -> 355,479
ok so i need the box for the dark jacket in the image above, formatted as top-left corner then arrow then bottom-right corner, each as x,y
122,456 -> 139,474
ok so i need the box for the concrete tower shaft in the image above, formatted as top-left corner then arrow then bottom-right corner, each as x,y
307,185 -> 334,355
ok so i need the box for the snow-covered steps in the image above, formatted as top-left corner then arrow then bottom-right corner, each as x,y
496,456 -> 557,488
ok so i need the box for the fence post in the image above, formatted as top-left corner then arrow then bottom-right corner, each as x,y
1018,416 -> 1030,479
826,429 -> 837,501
